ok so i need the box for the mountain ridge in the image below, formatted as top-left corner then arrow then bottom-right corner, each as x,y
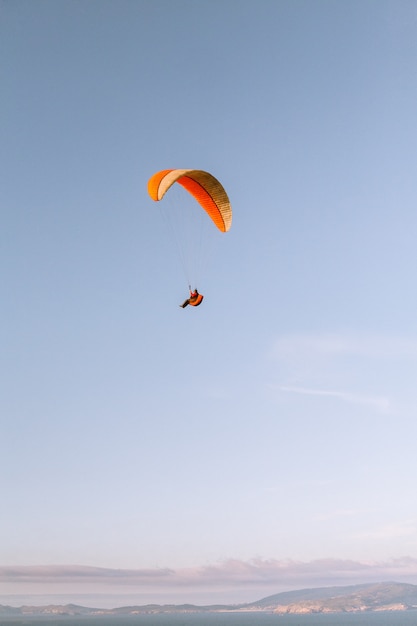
2,582 -> 417,616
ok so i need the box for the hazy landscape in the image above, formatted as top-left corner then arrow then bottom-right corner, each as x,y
2,582 -> 417,618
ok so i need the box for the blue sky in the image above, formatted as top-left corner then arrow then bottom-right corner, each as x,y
2,0 -> 417,608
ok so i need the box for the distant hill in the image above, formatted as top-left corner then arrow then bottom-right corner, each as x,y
246,582 -> 417,614
1,582 -> 417,616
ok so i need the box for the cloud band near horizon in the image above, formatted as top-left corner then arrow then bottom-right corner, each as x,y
2,558 -> 417,592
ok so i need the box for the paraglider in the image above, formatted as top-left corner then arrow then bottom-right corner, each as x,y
147,169 -> 232,307
179,288 -> 204,308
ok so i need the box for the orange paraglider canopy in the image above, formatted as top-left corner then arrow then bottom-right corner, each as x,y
147,169 -> 232,232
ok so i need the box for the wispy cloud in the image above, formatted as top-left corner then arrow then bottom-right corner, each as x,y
312,509 -> 359,522
269,331 -> 417,414
355,519 -> 417,541
279,384 -> 390,412
272,333 -> 417,361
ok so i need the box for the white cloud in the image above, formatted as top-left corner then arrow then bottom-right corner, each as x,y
279,384 -> 390,413
268,331 -> 417,414
355,519 -> 417,541
312,509 -> 359,522
272,332 -> 417,361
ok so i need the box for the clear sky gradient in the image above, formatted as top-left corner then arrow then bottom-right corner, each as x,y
2,0 -> 417,608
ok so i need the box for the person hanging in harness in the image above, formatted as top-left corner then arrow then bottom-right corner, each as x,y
180,288 -> 204,308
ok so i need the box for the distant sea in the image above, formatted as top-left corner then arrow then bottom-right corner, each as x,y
2,612 -> 417,626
